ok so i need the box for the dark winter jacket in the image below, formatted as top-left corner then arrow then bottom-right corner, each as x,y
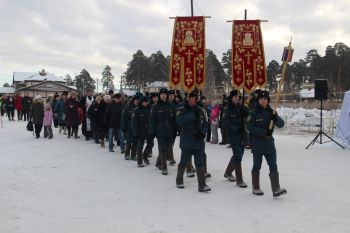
222,102 -> 248,145
87,101 -> 99,123
5,96 -> 15,110
22,96 -> 32,113
131,104 -> 151,139
96,100 -> 108,131
149,100 -> 175,139
30,101 -> 44,125
121,103 -> 137,132
247,104 -> 284,154
104,101 -> 123,129
176,102 -> 208,150
64,97 -> 80,126
55,99 -> 66,125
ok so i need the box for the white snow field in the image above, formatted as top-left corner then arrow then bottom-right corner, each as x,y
0,117 -> 349,233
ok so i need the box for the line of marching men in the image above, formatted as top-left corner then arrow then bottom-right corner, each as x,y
103,87 -> 287,197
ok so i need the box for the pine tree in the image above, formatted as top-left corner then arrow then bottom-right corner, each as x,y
74,69 -> 96,96
221,49 -> 232,79
149,51 -> 169,82
64,74 -> 75,86
266,60 -> 280,92
206,50 -> 228,95
102,65 -> 114,91
124,50 -> 153,91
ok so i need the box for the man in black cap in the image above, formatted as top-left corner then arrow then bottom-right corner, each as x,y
222,90 -> 249,188
247,90 -> 287,197
105,93 -> 125,153
132,95 -> 151,167
175,90 -> 211,192
121,94 -> 140,160
149,88 -> 175,175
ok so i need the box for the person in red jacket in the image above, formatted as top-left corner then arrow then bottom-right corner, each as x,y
15,93 -> 23,120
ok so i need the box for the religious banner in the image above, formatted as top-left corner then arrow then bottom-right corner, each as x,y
231,20 -> 267,93
169,16 -> 206,93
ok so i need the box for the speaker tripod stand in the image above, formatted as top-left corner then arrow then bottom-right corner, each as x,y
306,99 -> 344,149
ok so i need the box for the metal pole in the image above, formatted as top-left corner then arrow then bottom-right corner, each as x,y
191,0 -> 194,16
243,9 -> 247,103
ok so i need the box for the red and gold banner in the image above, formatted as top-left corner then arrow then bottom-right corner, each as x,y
231,20 -> 267,93
169,16 -> 206,93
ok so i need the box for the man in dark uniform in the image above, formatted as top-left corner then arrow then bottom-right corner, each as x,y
144,92 -> 159,158
175,91 -> 211,192
247,90 -> 287,197
132,95 -> 151,167
149,88 -> 175,175
222,90 -> 249,188
167,89 -> 178,165
121,94 -> 140,160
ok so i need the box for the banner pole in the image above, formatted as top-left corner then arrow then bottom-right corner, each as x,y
242,9 -> 247,103
269,40 -> 293,129
191,0 -> 194,17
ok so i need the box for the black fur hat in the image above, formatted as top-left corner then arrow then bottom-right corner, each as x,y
159,88 -> 168,95
257,90 -> 270,102
229,90 -> 239,99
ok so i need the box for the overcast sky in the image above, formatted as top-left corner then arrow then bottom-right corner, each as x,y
0,0 -> 349,86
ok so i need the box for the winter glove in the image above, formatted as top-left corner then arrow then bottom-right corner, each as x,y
271,111 -> 278,123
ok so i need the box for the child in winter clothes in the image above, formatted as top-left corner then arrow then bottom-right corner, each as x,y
210,102 -> 220,144
43,103 -> 53,139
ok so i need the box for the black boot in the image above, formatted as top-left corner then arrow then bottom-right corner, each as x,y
234,163 -> 248,188
155,154 -> 161,170
186,159 -> 195,178
143,157 -> 150,165
252,171 -> 264,195
74,130 -> 80,139
176,165 -> 186,189
160,152 -> 168,175
196,167 -> 211,192
137,148 -> 144,167
269,172 -> 287,197
130,144 -> 137,161
125,144 -> 131,160
168,146 -> 176,165
204,153 -> 211,178
224,158 -> 236,182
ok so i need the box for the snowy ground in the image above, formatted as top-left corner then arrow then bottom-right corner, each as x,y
0,117 -> 349,233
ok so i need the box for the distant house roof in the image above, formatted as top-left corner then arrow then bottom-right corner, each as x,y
0,87 -> 15,94
16,80 -> 76,93
13,72 -> 65,83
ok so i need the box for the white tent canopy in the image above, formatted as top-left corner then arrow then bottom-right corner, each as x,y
336,90 -> 350,145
